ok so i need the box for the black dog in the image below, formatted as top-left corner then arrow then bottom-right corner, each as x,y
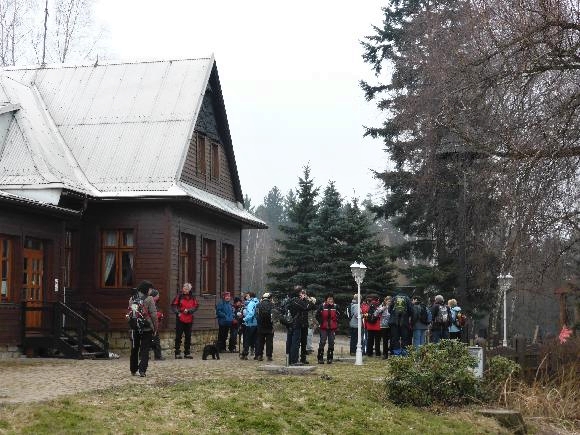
202,343 -> 220,360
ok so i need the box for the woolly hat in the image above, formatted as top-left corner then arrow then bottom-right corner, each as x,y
149,288 -> 159,298
262,292 -> 271,299
136,280 -> 153,294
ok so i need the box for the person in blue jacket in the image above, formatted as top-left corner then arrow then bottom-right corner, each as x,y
240,291 -> 259,360
215,292 -> 235,352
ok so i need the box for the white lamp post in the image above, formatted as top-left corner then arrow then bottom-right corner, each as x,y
350,261 -> 367,366
497,273 -> 513,348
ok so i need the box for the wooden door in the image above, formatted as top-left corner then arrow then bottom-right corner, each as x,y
23,246 -> 44,329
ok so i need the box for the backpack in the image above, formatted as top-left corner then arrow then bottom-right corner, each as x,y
366,305 -> 379,324
127,294 -> 149,332
453,310 -> 466,328
434,304 -> 450,326
393,295 -> 407,315
279,309 -> 294,327
419,304 -> 431,324
257,300 -> 274,326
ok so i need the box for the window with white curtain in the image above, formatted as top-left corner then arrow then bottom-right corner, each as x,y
101,230 -> 135,288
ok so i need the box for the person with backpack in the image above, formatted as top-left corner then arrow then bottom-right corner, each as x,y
255,292 -> 275,362
128,280 -> 158,377
375,295 -> 392,359
388,292 -> 412,356
287,286 -> 316,365
171,282 -> 199,359
149,288 -> 165,360
241,291 -> 259,360
315,293 -> 339,364
411,296 -> 430,348
360,296 -> 370,354
430,294 -> 451,343
215,292 -> 235,352
448,298 -> 464,340
348,294 -> 359,356
364,295 -> 382,357
232,296 -> 244,353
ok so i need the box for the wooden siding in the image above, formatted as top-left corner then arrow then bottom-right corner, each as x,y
180,89 -> 236,202
76,202 -> 171,331
0,303 -> 20,346
168,203 -> 242,331
76,200 -> 243,334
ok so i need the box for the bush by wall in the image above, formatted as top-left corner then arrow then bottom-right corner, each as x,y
385,340 -> 479,406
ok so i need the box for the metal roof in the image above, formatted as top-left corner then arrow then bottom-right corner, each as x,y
1,58 -> 211,192
0,58 -> 265,228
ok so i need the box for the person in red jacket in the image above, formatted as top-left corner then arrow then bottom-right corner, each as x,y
365,295 -> 382,357
171,283 -> 199,359
315,293 -> 339,364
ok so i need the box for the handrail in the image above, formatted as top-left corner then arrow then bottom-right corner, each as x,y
79,302 -> 111,355
21,301 -> 110,359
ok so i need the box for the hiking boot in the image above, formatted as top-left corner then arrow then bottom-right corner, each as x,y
154,356 -> 165,361
267,356 -> 273,362
327,359 -> 333,364
318,359 -> 324,364
175,354 -> 182,359
131,371 -> 137,376
257,356 -> 263,361
300,359 -> 309,365
184,354 -> 193,359
240,354 -> 248,360
139,371 -> 146,377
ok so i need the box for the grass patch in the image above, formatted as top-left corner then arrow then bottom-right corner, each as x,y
0,358 -> 509,435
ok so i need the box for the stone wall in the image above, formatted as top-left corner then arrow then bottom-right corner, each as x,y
0,345 -> 22,359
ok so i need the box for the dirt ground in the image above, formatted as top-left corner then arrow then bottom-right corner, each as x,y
0,334 -> 352,404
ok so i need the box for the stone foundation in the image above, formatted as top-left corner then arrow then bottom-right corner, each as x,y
0,345 -> 22,359
110,329 -> 218,357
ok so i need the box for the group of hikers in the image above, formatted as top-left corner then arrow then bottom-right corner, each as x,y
126,280 -> 466,376
215,285 -> 466,366
347,292 -> 465,358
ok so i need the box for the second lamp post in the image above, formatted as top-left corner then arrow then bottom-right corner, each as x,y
350,261 -> 367,366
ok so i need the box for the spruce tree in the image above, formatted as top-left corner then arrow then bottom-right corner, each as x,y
308,181 -> 344,295
268,166 -> 319,296
341,199 -> 396,296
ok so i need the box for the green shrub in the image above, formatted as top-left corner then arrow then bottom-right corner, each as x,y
481,355 -> 521,403
385,340 -> 479,407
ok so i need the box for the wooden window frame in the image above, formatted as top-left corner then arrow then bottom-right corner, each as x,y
201,238 -> 216,295
101,229 -> 135,288
221,243 -> 234,293
210,142 -> 220,180
197,133 -> 206,176
0,236 -> 13,302
179,233 -> 196,292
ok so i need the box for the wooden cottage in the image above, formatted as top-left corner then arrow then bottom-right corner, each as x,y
0,57 -> 266,358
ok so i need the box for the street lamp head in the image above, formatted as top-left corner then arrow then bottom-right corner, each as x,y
350,261 -> 367,283
497,273 -> 514,291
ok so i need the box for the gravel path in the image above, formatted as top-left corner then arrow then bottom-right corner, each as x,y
0,335 -> 352,404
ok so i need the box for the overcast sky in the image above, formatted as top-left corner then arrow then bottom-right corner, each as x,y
95,0 -> 390,205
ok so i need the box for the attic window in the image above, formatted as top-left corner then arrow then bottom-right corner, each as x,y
211,142 -> 220,180
197,134 -> 206,176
